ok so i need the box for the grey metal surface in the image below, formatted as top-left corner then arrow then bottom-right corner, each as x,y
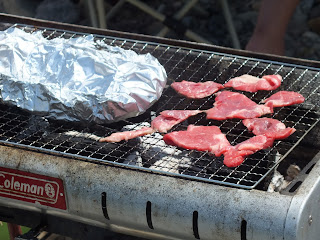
283,152 -> 320,240
0,23 -> 318,190
0,144 -> 319,240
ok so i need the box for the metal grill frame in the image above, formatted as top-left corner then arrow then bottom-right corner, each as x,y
0,21 -> 319,190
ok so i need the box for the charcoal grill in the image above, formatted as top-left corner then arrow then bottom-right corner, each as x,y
0,13 -> 319,240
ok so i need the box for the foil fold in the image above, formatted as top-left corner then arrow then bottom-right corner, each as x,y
0,27 -> 167,124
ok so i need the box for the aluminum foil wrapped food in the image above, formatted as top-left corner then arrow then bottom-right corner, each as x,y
0,27 -> 167,124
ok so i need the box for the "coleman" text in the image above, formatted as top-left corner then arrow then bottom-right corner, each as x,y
0,174 -> 44,196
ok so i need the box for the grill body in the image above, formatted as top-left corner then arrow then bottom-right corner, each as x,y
0,144 -> 319,240
0,14 -> 319,240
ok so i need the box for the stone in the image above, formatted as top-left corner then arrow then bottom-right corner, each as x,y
301,31 -> 320,46
251,0 -> 261,11
309,3 -> 320,19
35,0 -> 80,24
2,0 -> 41,17
308,17 -> 320,34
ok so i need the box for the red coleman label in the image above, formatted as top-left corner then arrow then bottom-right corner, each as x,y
0,167 -> 66,210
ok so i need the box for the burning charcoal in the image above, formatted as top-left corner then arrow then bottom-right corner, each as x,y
267,164 -> 300,192
94,122 -> 154,165
38,127 -> 134,162
64,131 -> 101,142
41,130 -> 105,149
267,170 -> 287,193
14,115 -> 49,141
139,132 -> 177,166
205,156 -> 225,172
138,132 -> 193,173
109,122 -> 152,147
150,151 -> 194,174
285,164 -> 301,181
150,159 -> 180,174
123,150 -> 143,167
119,122 -> 152,132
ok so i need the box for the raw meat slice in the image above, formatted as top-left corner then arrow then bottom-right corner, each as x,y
163,125 -> 231,156
223,148 -> 253,168
224,74 -> 282,92
99,127 -> 154,142
263,91 -> 305,107
206,91 -> 273,120
151,110 -> 202,133
171,80 -> 224,99
243,118 -> 296,140
151,115 -> 179,133
236,135 -> 274,151
160,110 -> 202,119
223,135 -> 274,167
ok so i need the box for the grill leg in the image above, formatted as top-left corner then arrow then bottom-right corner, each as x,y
7,223 -> 22,240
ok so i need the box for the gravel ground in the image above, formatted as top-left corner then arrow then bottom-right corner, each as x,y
1,0 -> 320,60
0,0 -> 319,239
103,0 -> 320,60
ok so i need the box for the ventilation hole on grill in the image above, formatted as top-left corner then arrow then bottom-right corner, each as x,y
193,211 -> 200,239
306,164 -> 315,174
289,181 -> 302,193
241,220 -> 247,240
101,192 -> 110,220
146,201 -> 154,229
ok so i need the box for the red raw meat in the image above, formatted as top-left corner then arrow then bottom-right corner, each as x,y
99,127 -> 154,142
163,125 -> 231,156
160,110 -> 202,119
223,135 -> 274,167
263,91 -> 305,107
206,91 -> 273,120
243,118 -> 296,140
171,80 -> 224,99
151,110 -> 202,133
224,74 -> 282,92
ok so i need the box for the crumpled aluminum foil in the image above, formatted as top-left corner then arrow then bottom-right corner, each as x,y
0,27 -> 167,124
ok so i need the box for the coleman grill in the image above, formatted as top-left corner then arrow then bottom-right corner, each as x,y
0,14 -> 319,240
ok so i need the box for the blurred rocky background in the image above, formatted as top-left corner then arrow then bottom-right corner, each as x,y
0,0 -> 320,60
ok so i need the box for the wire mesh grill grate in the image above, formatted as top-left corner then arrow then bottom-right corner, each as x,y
0,24 -> 319,189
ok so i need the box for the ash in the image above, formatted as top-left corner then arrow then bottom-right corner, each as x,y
120,122 -> 194,174
0,0 -> 319,60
